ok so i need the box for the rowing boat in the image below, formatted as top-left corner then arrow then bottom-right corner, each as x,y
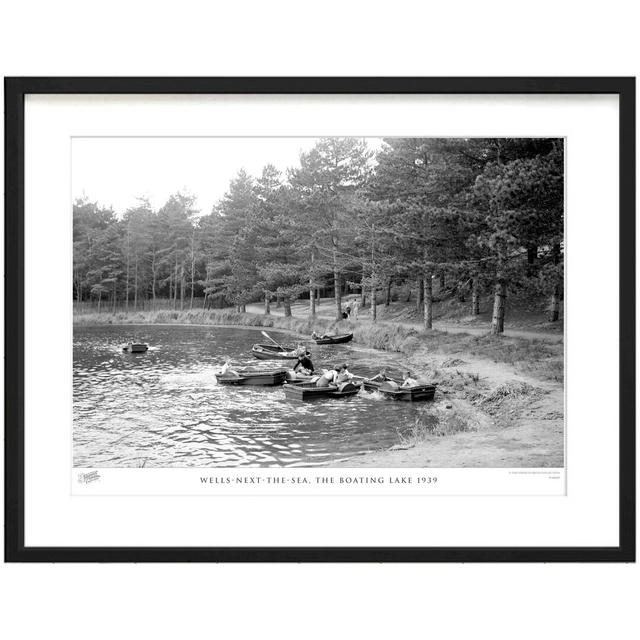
217,368 -> 288,386
251,343 -> 299,360
283,380 -> 361,401
122,342 -> 149,353
362,379 -> 436,401
312,333 -> 353,345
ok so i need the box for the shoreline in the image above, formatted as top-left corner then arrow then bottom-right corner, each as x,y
75,309 -> 565,468
76,321 -> 309,339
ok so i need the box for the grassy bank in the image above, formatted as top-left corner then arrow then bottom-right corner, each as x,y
74,308 -> 563,382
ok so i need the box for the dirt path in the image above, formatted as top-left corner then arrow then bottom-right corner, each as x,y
335,348 -> 564,468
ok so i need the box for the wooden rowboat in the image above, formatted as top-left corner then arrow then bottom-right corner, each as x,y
251,343 -> 300,360
362,379 -> 436,401
122,342 -> 149,353
312,333 -> 353,345
283,380 -> 361,401
217,368 -> 288,386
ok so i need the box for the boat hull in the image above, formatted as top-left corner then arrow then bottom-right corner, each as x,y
217,369 -> 288,386
251,343 -> 299,360
283,380 -> 360,401
122,343 -> 149,353
313,333 -> 353,345
363,379 -> 436,401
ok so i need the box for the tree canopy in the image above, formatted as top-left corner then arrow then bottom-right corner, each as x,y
73,137 -> 564,332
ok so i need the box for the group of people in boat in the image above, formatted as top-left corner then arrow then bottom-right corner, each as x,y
219,342 -> 420,389
292,349 -> 355,388
313,363 -> 355,388
369,367 -> 419,388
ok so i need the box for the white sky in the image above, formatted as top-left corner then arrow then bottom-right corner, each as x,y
72,137 -> 384,216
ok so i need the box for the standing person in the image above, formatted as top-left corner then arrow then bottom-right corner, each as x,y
351,297 -> 359,320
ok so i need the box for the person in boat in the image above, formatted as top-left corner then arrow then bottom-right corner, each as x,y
311,331 -> 330,340
316,368 -> 338,388
369,367 -> 389,383
294,350 -> 315,374
219,359 -> 240,377
335,363 -> 354,384
401,371 -> 418,387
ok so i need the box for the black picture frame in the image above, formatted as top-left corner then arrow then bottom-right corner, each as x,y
4,77 -> 635,563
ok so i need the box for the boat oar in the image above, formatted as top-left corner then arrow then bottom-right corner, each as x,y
261,330 -> 285,351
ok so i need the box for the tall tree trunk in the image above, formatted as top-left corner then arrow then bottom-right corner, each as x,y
112,280 -> 117,314
333,240 -> 342,320
385,280 -> 392,306
439,272 -> 445,290
360,263 -> 366,306
371,278 -> 377,322
190,261 -> 195,311
241,304 -> 246,313
151,253 -> 157,311
310,282 -> 316,316
264,291 -> 271,315
423,272 -> 433,329
125,245 -> 130,314
190,230 -> 196,310
173,257 -> 178,310
276,293 -> 282,308
405,288 -> 411,303
283,298 -> 292,317
97,293 -> 101,314
490,279 -> 507,334
309,250 -> 316,316
549,285 -> 560,322
471,276 -> 480,316
527,245 -> 538,276
416,279 -> 424,315
548,243 -> 561,322
134,260 -> 138,311
180,264 -> 185,311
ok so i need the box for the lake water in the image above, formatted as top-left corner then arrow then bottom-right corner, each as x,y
73,324 -> 436,467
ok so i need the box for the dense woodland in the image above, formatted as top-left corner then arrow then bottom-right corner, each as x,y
73,138 -> 564,333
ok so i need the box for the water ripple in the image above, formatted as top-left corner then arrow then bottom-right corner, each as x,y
73,324 -> 436,467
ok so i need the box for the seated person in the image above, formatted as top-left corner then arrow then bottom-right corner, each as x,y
294,350 -> 315,374
316,368 -> 338,388
369,367 -> 389,383
401,371 -> 418,387
335,363 -> 354,384
219,359 -> 240,377
311,331 -> 329,340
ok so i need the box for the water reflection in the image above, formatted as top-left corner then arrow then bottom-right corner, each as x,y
73,324 -> 436,467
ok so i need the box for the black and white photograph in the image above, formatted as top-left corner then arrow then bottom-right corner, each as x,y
72,135 -> 565,470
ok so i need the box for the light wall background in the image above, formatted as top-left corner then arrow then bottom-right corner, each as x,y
1,2 -> 638,640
